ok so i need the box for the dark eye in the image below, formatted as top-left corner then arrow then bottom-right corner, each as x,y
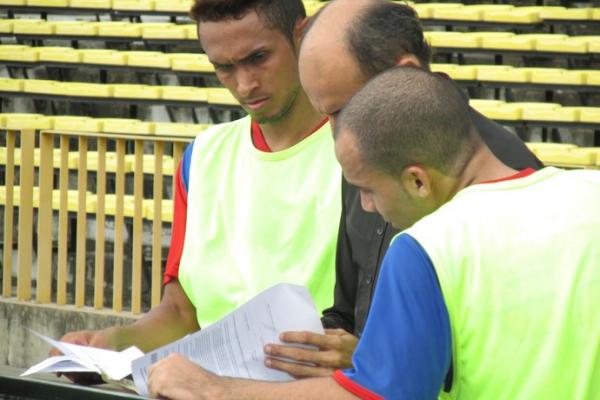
248,52 -> 267,65
215,64 -> 233,73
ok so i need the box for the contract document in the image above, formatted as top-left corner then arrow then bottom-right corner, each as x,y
131,283 -> 323,396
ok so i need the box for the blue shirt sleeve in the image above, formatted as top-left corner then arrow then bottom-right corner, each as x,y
181,141 -> 194,193
341,233 -> 452,400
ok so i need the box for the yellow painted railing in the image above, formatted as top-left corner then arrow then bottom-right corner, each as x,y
1,128 -> 191,314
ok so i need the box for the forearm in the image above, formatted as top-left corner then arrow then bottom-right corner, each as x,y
108,282 -> 200,352
218,376 -> 357,400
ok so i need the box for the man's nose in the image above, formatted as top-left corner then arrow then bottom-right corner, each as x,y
236,67 -> 259,98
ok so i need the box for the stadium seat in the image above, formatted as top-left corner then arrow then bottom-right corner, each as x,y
0,77 -> 24,92
124,51 -> 171,69
170,53 -> 214,73
124,154 -> 175,175
529,69 -> 586,85
154,122 -> 211,138
483,8 -> 542,24
94,118 -> 154,134
143,199 -> 174,222
37,47 -> 82,63
51,116 -> 103,132
161,86 -> 209,102
26,0 -> 69,7
110,84 -> 162,100
207,88 -> 238,106
475,65 -> 529,83
113,0 -> 155,11
155,0 -> 193,13
69,0 -> 112,9
540,6 -> 593,21
79,49 -> 127,66
54,21 -> 99,36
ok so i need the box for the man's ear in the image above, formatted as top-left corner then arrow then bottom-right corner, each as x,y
400,165 -> 432,199
395,53 -> 422,68
294,17 -> 309,48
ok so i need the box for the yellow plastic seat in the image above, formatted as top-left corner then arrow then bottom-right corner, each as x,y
481,34 -> 535,51
431,64 -> 477,80
26,0 -> 68,6
4,114 -> 54,130
207,88 -> 238,106
170,53 -> 214,73
23,79 -> 59,95
0,186 -> 40,207
113,0 -> 155,10
37,46 -> 81,63
483,9 -> 542,24
154,122 -> 211,138
54,21 -> 98,36
103,194 -> 137,218
78,49 -> 126,66
593,8 -> 600,20
124,51 -> 171,68
412,3 -> 463,19
97,22 -> 142,37
143,199 -> 174,222
537,149 -> 597,169
535,36 -> 587,53
433,7 -> 482,21
0,45 -> 36,62
585,70 -> 600,86
55,82 -> 113,98
51,116 -> 102,133
529,69 -> 585,85
183,24 -> 198,40
13,19 -> 56,35
68,151 -> 122,172
475,65 -> 529,83
142,24 -> 187,40
0,77 -> 24,92
0,113 -> 43,130
125,154 -> 175,175
526,142 -> 578,154
429,31 -> 481,48
155,0 -> 193,12
96,118 -> 154,135
578,107 -> 600,123
1,0 -> 26,5
47,189 -> 97,213
305,2 -> 326,17
0,20 -> 15,34
161,86 -> 208,102
469,99 -> 505,108
69,0 -> 112,9
111,84 -> 162,100
577,147 -> 600,166
522,105 -> 578,122
540,6 -> 592,20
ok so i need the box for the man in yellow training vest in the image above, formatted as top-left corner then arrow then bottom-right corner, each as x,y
147,67 -> 600,400
52,0 -> 340,373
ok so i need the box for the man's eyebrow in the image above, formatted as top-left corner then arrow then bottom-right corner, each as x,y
209,47 -> 269,67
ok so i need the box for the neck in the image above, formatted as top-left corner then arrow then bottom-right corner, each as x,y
257,90 -> 325,152
454,143 -> 518,193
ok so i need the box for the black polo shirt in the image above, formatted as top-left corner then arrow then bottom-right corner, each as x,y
321,107 -> 544,336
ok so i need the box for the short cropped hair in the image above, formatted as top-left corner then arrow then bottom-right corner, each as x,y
190,0 -> 306,43
347,1 -> 431,77
336,67 -> 477,178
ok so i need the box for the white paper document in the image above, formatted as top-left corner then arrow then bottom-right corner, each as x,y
21,330 -> 144,382
131,283 -> 324,397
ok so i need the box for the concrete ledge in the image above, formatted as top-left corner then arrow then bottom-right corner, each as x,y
0,298 -> 140,368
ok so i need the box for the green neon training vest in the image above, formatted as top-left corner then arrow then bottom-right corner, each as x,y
406,167 -> 600,399
178,116 -> 341,327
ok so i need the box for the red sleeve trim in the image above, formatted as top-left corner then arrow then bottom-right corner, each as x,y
332,370 -> 383,400
163,161 -> 188,285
